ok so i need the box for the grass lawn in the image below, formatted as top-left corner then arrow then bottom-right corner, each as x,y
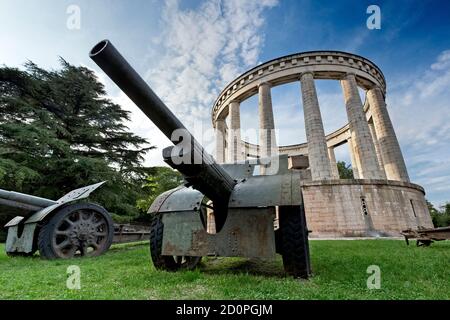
0,240 -> 448,300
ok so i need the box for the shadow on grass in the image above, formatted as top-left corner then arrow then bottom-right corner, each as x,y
404,242 -> 450,251
199,256 -> 288,278
109,241 -> 149,252
106,241 -> 290,278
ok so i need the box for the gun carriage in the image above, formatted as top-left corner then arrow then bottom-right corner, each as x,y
90,40 -> 311,278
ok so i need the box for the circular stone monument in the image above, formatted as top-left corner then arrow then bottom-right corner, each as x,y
212,51 -> 433,237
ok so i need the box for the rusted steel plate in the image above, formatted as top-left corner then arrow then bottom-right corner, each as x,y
161,208 -> 276,258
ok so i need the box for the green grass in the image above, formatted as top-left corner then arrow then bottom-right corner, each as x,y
0,240 -> 448,299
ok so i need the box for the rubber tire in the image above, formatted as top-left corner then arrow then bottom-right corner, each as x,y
38,203 -> 114,259
278,205 -> 311,279
149,213 -> 201,271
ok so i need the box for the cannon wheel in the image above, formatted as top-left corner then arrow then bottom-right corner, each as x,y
38,203 -> 114,259
149,214 -> 201,271
278,205 -> 311,279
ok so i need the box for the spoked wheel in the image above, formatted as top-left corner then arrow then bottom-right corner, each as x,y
150,214 -> 202,271
38,203 -> 114,259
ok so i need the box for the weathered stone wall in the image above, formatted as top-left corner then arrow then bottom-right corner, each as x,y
301,180 -> 433,238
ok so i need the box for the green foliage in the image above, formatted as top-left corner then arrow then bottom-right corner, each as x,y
0,59 -> 154,220
428,200 -> 450,227
0,240 -> 449,299
136,166 -> 184,216
337,160 -> 354,179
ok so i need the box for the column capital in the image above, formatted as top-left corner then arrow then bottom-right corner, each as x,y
257,81 -> 271,88
299,71 -> 314,80
343,72 -> 356,80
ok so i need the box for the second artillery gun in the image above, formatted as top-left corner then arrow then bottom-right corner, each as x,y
2,182 -> 114,258
90,40 -> 311,278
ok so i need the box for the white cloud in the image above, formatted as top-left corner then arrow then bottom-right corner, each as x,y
387,49 -> 450,206
430,50 -> 450,71
144,0 -> 277,130
118,0 -> 277,166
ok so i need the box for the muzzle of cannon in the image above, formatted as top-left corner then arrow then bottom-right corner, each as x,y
89,40 -> 235,231
90,40 -> 311,278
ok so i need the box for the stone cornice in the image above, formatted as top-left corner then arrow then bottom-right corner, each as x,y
212,51 -> 385,124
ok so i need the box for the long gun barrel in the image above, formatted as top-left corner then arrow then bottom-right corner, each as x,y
89,40 -> 235,229
0,189 -> 56,211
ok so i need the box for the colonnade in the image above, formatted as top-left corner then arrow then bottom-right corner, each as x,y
215,72 -> 409,182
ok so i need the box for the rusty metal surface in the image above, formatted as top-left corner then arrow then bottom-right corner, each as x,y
161,208 -> 276,258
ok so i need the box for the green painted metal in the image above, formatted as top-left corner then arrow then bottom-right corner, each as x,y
161,208 -> 276,258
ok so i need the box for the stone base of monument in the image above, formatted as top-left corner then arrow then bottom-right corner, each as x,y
301,179 -> 433,238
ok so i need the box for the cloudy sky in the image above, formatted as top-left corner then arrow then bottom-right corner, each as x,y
1,0 -> 449,206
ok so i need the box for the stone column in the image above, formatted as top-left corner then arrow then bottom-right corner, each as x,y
328,147 -> 340,179
368,119 -> 386,176
258,82 -> 277,158
215,118 -> 226,163
300,72 -> 332,180
341,74 -> 384,179
367,87 -> 410,182
228,101 -> 243,162
348,137 -> 360,179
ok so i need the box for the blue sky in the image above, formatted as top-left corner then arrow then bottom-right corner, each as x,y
1,0 -> 449,206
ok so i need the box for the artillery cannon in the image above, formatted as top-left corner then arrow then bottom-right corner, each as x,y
90,40 -> 311,278
2,182 -> 114,258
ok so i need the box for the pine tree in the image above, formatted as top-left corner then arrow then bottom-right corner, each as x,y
0,59 -> 153,220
